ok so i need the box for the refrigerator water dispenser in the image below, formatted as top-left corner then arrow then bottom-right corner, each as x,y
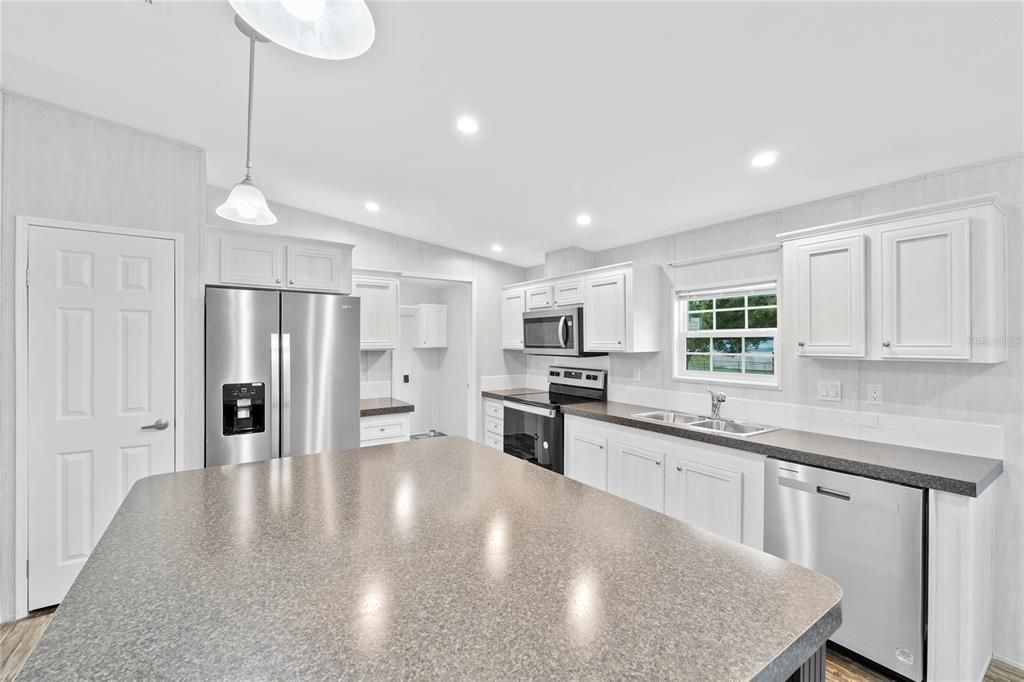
222,383 -> 265,436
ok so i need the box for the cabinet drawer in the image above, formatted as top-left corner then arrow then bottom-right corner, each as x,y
485,416 -> 504,436
484,399 -> 504,419
484,433 -> 503,451
360,419 -> 408,442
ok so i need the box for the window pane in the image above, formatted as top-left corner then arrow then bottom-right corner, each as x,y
745,337 -> 774,353
714,296 -> 744,310
686,354 -> 711,371
686,337 -> 710,353
747,307 -> 777,328
688,312 -> 713,331
688,298 -> 713,311
715,309 -> 745,329
745,353 -> 775,375
711,354 -> 742,373
748,294 -> 777,306
713,337 -> 742,353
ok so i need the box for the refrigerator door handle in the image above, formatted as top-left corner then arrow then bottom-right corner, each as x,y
281,333 -> 292,457
270,333 -> 281,459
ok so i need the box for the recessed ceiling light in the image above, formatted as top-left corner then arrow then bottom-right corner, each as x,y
491,244 -> 503,253
456,115 -> 480,135
750,150 -> 778,168
364,200 -> 380,212
575,213 -> 593,226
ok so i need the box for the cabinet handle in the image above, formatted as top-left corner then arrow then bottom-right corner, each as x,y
882,341 -> 891,348
797,341 -> 805,348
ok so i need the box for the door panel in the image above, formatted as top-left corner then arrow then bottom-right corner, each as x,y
281,292 -> 360,456
880,219 -> 970,359
286,245 -> 345,292
353,276 -> 398,349
796,235 -> 866,357
584,273 -> 626,350
219,236 -> 283,287
665,456 -> 743,543
501,288 -> 526,349
28,225 -> 176,609
610,442 -> 665,512
566,430 -> 608,490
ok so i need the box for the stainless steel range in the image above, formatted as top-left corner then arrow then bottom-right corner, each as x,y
502,366 -> 607,474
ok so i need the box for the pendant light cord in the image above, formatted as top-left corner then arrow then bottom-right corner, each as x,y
245,34 -> 256,180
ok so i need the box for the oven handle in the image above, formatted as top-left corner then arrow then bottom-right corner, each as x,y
504,402 -> 557,419
558,316 -> 567,348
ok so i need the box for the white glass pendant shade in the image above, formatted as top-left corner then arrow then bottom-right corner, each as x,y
229,0 -> 375,60
216,178 -> 278,225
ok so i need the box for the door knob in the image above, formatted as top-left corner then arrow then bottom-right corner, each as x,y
141,418 -> 170,431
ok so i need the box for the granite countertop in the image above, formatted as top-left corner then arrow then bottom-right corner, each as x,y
562,401 -> 1002,497
359,397 -> 415,417
481,387 -> 537,400
21,437 -> 841,681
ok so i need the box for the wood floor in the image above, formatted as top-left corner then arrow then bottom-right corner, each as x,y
2,608 -> 1022,681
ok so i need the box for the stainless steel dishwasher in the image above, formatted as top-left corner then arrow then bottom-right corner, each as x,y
764,460 -> 925,681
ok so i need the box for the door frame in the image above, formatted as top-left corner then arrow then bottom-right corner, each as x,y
396,271 -> 478,440
13,216 -> 185,619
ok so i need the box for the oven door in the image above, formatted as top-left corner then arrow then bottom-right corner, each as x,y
523,308 -> 579,356
503,402 -> 564,474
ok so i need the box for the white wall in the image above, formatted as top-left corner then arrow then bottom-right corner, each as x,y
0,93 -> 207,620
527,155 -> 1024,664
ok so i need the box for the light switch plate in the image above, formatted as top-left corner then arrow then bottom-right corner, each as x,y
817,380 -> 841,402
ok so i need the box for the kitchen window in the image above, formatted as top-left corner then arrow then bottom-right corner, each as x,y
674,282 -> 779,387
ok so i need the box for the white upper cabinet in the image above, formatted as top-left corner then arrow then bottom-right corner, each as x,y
879,219 -> 970,359
525,285 -> 554,310
411,303 -> 448,349
795,234 -> 866,357
609,440 -> 665,513
352,275 -> 399,350
501,262 -> 661,353
286,245 -> 348,292
500,288 -> 526,350
553,279 -> 584,306
207,228 -> 353,294
583,272 -> 627,350
780,196 -> 1006,363
219,236 -> 284,287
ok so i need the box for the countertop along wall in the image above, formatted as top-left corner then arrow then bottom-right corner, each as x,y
529,155 -> 1024,664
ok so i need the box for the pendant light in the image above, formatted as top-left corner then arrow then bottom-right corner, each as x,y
228,0 -> 374,61
216,15 -> 277,226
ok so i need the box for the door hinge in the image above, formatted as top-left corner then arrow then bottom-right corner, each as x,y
25,267 -> 30,288
26,559 -> 29,578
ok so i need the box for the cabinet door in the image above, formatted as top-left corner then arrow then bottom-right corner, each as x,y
417,305 -> 448,348
352,277 -> 398,350
795,235 -> 866,357
501,288 -> 526,349
583,272 -> 627,351
665,454 -> 743,543
880,219 -> 970,359
553,279 -> 584,306
286,245 -> 345,291
220,237 -> 284,287
609,441 -> 665,512
525,285 -> 553,310
566,431 -> 608,491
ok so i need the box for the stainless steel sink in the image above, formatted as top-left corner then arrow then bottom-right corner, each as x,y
632,410 -> 705,426
631,410 -> 776,437
688,418 -> 776,437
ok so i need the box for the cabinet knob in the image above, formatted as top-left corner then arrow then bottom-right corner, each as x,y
289,279 -> 295,285
656,460 -> 661,466
882,341 -> 891,348
676,465 -> 683,472
379,427 -> 385,432
797,341 -> 805,348
275,278 -> 281,284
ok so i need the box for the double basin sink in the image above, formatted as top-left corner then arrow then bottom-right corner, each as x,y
631,410 -> 776,437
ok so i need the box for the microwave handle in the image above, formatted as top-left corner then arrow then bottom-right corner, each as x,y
558,316 -> 567,348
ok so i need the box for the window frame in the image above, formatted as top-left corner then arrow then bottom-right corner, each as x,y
672,280 -> 781,389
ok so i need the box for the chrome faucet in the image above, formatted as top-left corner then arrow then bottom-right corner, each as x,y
707,389 -> 727,419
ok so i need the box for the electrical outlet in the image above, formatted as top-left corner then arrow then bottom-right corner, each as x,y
866,384 -> 883,404
817,380 -> 841,402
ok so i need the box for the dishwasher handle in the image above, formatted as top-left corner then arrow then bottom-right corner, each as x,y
816,485 -> 851,502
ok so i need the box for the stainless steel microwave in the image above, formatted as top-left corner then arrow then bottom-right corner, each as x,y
523,306 -> 605,357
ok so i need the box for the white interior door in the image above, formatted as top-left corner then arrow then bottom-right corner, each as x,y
27,225 -> 176,609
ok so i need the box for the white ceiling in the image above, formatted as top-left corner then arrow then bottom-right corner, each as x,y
3,1 -> 1021,267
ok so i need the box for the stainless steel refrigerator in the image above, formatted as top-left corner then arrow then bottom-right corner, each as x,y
205,286 -> 360,467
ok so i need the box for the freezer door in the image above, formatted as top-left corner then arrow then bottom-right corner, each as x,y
281,292 -> 360,457
764,460 -> 925,680
205,287 -> 280,467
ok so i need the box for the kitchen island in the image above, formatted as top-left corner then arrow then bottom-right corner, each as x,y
20,437 -> 841,680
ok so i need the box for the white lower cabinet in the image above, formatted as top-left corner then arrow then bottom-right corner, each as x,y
481,398 -> 504,451
360,413 -> 411,447
564,415 -> 765,549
